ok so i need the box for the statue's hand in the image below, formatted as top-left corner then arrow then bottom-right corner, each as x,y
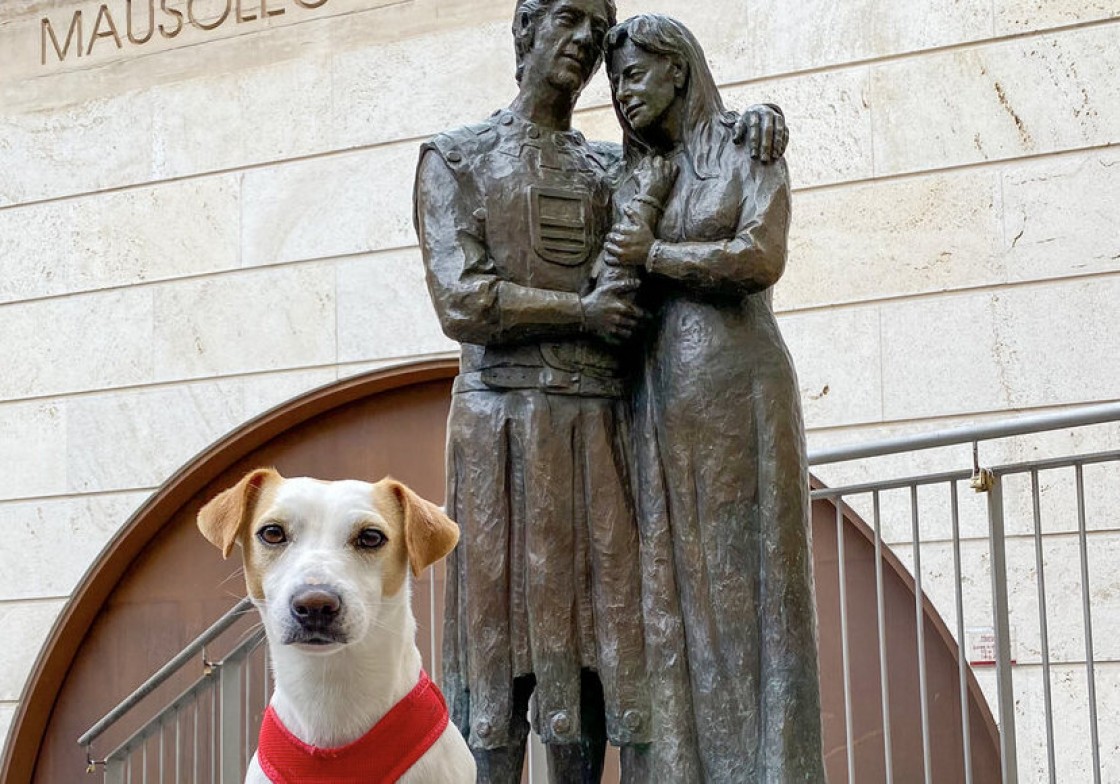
604,208 -> 656,268
632,155 -> 679,204
732,104 -> 789,163
581,281 -> 643,344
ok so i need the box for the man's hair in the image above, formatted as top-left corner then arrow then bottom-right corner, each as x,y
512,0 -> 618,84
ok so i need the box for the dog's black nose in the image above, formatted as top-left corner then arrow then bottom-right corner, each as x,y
290,586 -> 342,628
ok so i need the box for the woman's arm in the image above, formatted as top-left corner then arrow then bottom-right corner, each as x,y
605,158 -> 792,297
647,160 -> 791,296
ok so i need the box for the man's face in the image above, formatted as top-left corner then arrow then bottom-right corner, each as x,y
522,0 -> 611,94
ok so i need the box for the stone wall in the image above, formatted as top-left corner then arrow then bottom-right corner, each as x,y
2,0 -> 1118,776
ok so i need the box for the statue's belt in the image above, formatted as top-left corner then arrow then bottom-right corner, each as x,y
454,367 -> 625,398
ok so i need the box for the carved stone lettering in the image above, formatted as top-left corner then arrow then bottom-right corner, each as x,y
86,4 -> 123,55
236,0 -> 258,24
38,0 -> 329,65
40,12 -> 82,64
126,0 -> 154,45
187,0 -> 231,31
158,0 -> 184,39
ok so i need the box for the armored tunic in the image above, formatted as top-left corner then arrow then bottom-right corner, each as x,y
413,110 -> 650,752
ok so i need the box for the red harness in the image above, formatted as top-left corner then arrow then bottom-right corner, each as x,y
257,669 -> 450,784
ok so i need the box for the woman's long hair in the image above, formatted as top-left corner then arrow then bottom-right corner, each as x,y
605,14 -> 734,177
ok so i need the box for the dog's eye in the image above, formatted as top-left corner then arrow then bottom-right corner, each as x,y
355,528 -> 387,550
257,524 -> 287,546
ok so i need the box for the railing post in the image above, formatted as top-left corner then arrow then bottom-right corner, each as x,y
983,473 -> 1018,784
218,659 -> 243,784
103,756 -> 125,784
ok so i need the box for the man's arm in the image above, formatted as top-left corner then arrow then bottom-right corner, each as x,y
732,103 -> 789,163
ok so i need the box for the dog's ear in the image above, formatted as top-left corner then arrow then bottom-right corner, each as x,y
384,479 -> 460,577
198,467 -> 281,558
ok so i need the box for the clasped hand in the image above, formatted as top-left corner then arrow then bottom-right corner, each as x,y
581,280 -> 643,344
604,211 -> 655,268
604,155 -> 678,268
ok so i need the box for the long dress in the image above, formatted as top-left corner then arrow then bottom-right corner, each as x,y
625,123 -> 826,782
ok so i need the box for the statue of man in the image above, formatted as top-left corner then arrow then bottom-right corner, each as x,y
413,2 -> 786,781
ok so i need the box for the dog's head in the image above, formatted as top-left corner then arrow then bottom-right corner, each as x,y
197,468 -> 459,654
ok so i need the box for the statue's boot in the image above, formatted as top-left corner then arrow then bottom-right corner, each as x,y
545,738 -> 606,784
472,745 -> 528,784
543,667 -> 608,783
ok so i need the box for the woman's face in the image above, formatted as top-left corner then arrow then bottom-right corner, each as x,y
611,38 -> 680,133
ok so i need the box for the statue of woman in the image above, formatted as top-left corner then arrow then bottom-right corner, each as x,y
600,15 -> 825,782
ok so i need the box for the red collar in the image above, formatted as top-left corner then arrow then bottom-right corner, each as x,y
257,669 -> 450,784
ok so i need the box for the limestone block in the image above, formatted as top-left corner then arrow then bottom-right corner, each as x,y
880,277 -> 1120,421
778,305 -> 883,429
336,250 -> 457,364
996,0 -> 1120,35
1002,149 -> 1120,283
240,144 -> 416,266
0,89 -> 156,207
0,492 -> 147,600
152,263 -> 335,380
879,290 -> 1011,421
724,67 -> 874,188
612,0 -> 750,87
872,26 -> 1120,175
336,351 -> 457,382
1008,532 -> 1120,664
239,367 -> 338,419
0,174 -> 240,304
0,600 -> 66,700
66,380 -> 245,491
0,288 -> 154,400
0,702 -> 13,758
1010,662 -> 1120,783
893,532 -> 1120,665
998,458 -> 1120,541
739,0 -> 992,80
150,55 -> 333,179
782,168 -> 1003,310
332,21 -> 514,150
572,106 -> 623,150
992,276 -> 1120,409
0,401 -> 67,500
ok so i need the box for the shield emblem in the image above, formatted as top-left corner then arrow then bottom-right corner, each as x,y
529,186 -> 591,266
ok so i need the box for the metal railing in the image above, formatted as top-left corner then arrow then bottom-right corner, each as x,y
79,402 -> 1120,783
80,599 -> 268,784
811,401 -> 1120,784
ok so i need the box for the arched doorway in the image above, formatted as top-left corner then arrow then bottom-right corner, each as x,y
2,358 -> 1000,783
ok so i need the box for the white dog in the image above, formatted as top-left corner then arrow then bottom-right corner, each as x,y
198,467 -> 476,784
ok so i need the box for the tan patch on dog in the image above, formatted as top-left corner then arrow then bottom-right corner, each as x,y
197,467 -> 281,599
373,479 -> 459,597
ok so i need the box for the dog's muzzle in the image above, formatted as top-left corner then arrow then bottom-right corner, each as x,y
285,585 -> 347,645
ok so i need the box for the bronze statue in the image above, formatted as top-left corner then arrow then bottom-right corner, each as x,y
412,2 -> 794,781
603,15 -> 825,782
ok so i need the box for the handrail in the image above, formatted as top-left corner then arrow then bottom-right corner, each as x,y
100,628 -> 266,765
78,596 -> 255,749
808,401 -> 1120,466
